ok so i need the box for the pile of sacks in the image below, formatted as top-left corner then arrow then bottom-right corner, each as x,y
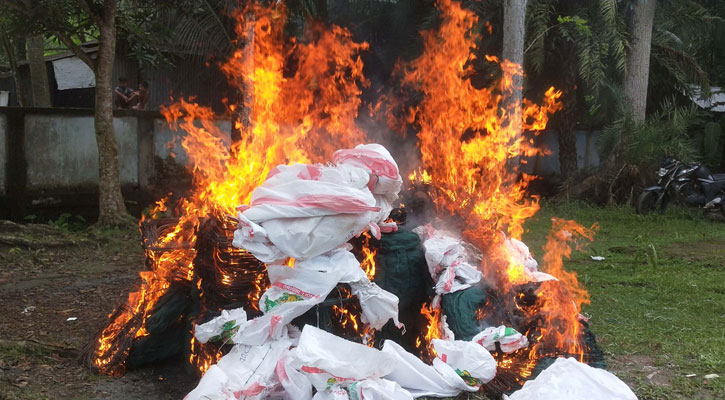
186,144 -> 637,400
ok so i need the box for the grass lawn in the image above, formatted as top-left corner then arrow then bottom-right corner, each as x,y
521,202 -> 724,400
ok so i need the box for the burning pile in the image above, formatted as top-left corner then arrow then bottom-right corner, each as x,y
84,1 -> 636,399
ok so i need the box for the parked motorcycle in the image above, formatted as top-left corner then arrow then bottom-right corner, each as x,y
636,158 -> 725,216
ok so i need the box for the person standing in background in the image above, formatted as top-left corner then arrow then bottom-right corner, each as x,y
114,77 -> 134,108
131,81 -> 149,110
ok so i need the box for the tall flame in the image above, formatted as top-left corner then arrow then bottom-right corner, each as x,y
389,0 -> 595,377
91,1 -> 370,375
533,218 -> 597,358
396,0 -> 561,256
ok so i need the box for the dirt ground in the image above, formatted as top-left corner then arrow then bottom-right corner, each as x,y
0,223 -> 195,400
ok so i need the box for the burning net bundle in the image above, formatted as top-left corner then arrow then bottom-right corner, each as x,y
84,0 -> 636,399
84,1 -> 372,376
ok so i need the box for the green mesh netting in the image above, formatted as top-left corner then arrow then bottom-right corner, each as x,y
441,285 -> 487,341
373,230 -> 433,351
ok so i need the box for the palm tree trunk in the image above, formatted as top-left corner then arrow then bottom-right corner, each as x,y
623,0 -> 656,125
558,46 -> 579,179
502,0 -> 527,170
231,13 -> 254,152
94,0 -> 129,226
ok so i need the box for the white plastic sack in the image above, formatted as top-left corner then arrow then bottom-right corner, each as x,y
233,265 -> 341,346
184,337 -> 292,400
504,237 -> 557,283
381,340 -> 469,397
504,357 -> 637,400
295,248 -> 401,331
276,355 -> 313,400
412,225 -> 482,295
295,247 -> 366,282
194,307 -> 247,344
233,144 -> 402,263
472,325 -> 529,353
431,339 -> 497,387
292,326 -> 399,391
332,144 -> 403,203
312,380 -> 412,400
350,279 -> 401,330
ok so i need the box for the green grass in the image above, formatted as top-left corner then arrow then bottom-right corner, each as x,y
520,202 -> 724,400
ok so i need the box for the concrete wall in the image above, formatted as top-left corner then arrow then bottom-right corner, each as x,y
0,107 -> 232,220
24,115 -> 139,190
1,106 -> 602,220
0,114 -> 6,195
524,130 -> 601,176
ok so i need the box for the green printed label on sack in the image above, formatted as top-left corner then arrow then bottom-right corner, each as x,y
264,292 -> 305,312
494,327 -> 518,340
456,369 -> 482,387
209,320 -> 240,342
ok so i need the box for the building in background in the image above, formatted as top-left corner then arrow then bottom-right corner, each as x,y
0,41 -> 233,112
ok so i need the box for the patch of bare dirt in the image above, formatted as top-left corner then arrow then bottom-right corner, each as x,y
0,224 -> 195,400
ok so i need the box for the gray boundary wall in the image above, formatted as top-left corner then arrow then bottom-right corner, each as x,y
0,107 -> 596,219
0,107 -> 230,219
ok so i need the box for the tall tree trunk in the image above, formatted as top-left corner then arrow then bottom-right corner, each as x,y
231,13 -> 254,153
558,46 -> 578,180
502,0 -> 527,169
95,0 -> 130,226
27,34 -> 51,107
0,31 -> 23,106
623,0 -> 656,125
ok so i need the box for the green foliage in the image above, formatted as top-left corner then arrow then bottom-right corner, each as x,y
600,97 -> 704,166
49,213 -> 88,232
525,0 -> 628,126
154,0 -> 237,62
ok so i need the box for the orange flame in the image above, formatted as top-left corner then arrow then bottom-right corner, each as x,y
360,233 -> 377,280
389,0 -> 562,287
91,1 -> 371,375
332,305 -> 360,332
388,0 -> 596,376
530,219 -> 597,359
415,302 -> 442,360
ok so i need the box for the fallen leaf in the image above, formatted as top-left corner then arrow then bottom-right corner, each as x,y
12,376 -> 29,388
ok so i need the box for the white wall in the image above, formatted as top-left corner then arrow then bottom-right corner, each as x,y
24,115 -> 139,190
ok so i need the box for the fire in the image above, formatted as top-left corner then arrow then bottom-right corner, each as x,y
388,0 -> 595,385
92,0 -> 597,390
360,233 -> 377,280
408,169 -> 432,185
89,1 -> 371,375
362,325 -> 376,348
389,0 -> 561,284
530,219 -> 597,359
332,305 -> 360,331
415,302 -> 442,361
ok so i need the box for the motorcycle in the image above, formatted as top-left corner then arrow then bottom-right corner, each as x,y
636,158 -> 725,216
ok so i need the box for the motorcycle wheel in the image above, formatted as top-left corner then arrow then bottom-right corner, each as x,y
637,191 -> 667,215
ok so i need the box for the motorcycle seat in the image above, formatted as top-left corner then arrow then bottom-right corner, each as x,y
712,173 -> 725,182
